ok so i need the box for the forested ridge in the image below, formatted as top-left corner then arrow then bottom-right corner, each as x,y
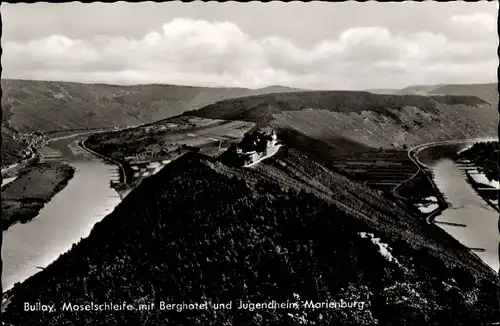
187,91 -> 489,126
3,151 -> 499,325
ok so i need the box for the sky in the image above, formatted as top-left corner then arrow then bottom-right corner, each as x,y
1,1 -> 498,90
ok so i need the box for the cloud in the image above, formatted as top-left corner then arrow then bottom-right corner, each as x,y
2,18 -> 497,90
448,12 -> 496,32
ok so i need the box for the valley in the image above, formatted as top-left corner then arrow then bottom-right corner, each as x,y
3,2 -> 498,324
1,80 -> 498,325
79,88 -> 497,213
1,79 -> 301,167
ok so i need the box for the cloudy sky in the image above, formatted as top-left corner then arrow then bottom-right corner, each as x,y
1,2 -> 498,90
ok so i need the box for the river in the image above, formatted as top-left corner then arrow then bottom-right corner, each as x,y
2,136 -> 498,290
2,136 -> 123,291
418,140 -> 499,273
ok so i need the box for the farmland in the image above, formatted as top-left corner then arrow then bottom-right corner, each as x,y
322,148 -> 443,217
1,162 -> 75,231
328,149 -> 417,192
83,114 -> 439,213
84,116 -> 255,188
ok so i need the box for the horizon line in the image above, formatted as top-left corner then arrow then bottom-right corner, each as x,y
0,77 -> 497,91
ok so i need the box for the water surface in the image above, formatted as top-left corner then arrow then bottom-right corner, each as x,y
2,137 -> 122,290
427,146 -> 498,272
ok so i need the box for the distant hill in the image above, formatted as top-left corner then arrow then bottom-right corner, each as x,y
427,83 -> 498,106
397,84 -> 446,95
3,150 -> 498,325
368,83 -> 498,105
367,85 -> 443,96
366,88 -> 401,95
186,90 -> 497,152
246,85 -> 304,96
1,79 -> 303,135
0,79 -> 302,167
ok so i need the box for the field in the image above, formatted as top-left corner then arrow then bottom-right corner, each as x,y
1,162 -> 75,231
269,144 -> 440,217
328,149 -> 416,191
85,116 -> 255,187
255,127 -> 440,216
84,114 -> 436,203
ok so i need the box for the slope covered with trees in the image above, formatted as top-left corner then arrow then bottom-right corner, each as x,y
3,150 -> 498,325
186,90 -> 497,151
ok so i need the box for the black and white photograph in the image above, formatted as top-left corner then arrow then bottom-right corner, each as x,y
1,1 -> 499,325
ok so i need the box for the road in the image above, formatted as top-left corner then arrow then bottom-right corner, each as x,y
2,125 -> 133,175
392,137 -> 498,223
1,152 -> 37,177
79,138 -> 129,188
1,126 -> 132,172
1,163 -> 19,174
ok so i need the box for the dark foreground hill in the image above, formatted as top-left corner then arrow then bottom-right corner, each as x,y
1,79 -> 301,166
3,149 -> 499,325
186,90 -> 497,150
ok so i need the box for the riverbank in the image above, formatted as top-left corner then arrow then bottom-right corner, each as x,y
463,169 -> 499,213
430,158 -> 499,272
457,141 -> 499,212
409,146 -> 450,223
391,145 -> 449,221
80,116 -> 255,195
78,138 -> 131,198
457,141 -> 498,180
2,158 -> 123,294
1,162 -> 75,231
394,138 -> 497,222
403,137 -> 499,273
